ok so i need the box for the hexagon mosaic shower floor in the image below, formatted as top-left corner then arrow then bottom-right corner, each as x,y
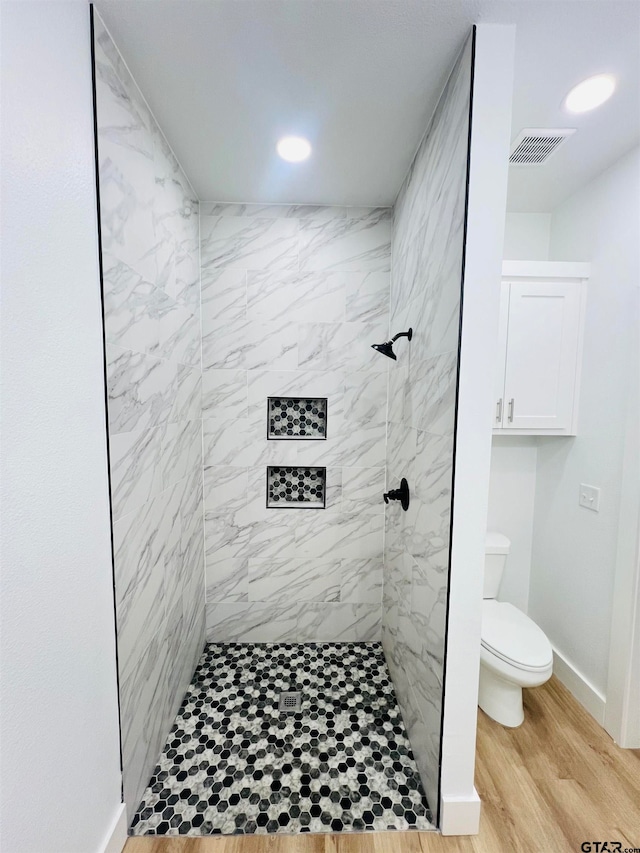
131,642 -> 435,836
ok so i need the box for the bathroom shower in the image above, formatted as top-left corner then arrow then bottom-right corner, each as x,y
371,328 -> 413,359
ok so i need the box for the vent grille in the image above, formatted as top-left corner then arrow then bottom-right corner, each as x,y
509,128 -> 576,166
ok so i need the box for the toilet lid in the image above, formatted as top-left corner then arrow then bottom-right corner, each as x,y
482,600 -> 553,670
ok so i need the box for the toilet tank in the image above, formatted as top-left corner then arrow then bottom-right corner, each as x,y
484,532 -> 511,598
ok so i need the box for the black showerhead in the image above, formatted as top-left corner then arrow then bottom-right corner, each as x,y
371,340 -> 397,360
371,328 -> 413,360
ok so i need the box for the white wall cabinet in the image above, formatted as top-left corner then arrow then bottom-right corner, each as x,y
494,261 -> 589,436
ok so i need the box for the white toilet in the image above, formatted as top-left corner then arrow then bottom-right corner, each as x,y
479,532 -> 553,727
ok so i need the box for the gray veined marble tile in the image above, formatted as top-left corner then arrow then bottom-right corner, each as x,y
173,237 -> 200,316
113,493 -> 166,681
298,321 -> 389,373
94,14 -> 154,140
205,559 -> 248,603
343,371 -> 388,426
201,268 -> 246,329
161,419 -> 202,491
202,368 -> 248,419
98,155 -> 157,285
345,271 -> 391,323
386,420 -> 418,474
414,429 -> 453,505
199,202 -> 349,221
204,601 -> 381,643
330,421 -> 387,468
118,629 -> 170,815
342,467 -> 386,514
247,270 -> 348,323
299,215 -> 391,272
345,207 -> 393,222
204,509 -> 250,566
107,344 -> 176,435
247,558 -> 341,603
295,512 -> 383,561
202,419 -> 250,468
109,424 -> 163,521
408,352 -> 458,435
340,559 -> 383,604
203,466 -> 248,512
247,369 -> 344,412
102,258 -> 161,357
158,298 -> 200,367
201,215 -> 298,271
203,317 -> 298,372
170,363 -> 201,424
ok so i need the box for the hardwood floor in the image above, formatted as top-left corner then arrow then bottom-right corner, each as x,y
125,676 -> 640,853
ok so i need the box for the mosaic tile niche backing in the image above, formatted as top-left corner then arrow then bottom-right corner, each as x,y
267,467 -> 326,508
268,397 -> 328,440
131,642 -> 435,836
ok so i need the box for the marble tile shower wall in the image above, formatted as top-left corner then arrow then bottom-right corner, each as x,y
382,36 -> 473,812
94,15 -> 205,818
200,203 -> 391,642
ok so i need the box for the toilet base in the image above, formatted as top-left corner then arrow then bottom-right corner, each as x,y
478,665 -> 524,727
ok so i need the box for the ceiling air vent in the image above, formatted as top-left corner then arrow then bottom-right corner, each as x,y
509,128 -> 576,166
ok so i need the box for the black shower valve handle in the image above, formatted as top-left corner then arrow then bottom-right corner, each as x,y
383,478 -> 410,511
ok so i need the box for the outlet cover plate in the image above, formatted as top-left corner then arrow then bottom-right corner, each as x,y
579,483 -> 600,512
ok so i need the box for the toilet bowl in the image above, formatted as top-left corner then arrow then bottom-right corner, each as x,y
479,533 -> 553,727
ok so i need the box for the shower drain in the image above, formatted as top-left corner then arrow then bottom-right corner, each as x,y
278,691 -> 302,713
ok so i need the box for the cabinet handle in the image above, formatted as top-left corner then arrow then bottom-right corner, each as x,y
496,399 -> 502,423
508,398 -> 514,422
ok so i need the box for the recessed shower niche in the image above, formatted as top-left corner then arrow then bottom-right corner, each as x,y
267,466 -> 326,508
267,397 -> 328,440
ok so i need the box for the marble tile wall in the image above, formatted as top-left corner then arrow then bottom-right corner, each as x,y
93,14 -> 205,819
200,203 -> 391,642
382,36 -> 474,813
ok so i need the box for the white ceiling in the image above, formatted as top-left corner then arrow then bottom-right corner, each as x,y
95,0 -> 640,211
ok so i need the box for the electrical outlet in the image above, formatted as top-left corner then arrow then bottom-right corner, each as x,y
579,484 -> 600,512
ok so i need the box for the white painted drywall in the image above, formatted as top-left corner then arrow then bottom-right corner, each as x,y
486,437 -> 537,612
440,24 -> 515,835
0,3 -> 124,852
487,212 -> 547,614
503,212 -> 550,260
528,146 -> 640,698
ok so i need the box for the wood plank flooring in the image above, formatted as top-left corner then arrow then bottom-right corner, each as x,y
125,676 -> 640,853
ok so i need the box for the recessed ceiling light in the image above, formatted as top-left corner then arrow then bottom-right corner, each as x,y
276,136 -> 311,163
564,74 -> 616,114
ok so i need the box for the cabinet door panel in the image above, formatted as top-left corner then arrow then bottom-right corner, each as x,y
503,282 -> 581,430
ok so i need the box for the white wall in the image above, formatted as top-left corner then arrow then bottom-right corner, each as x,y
441,23 -> 515,835
486,437 -> 537,612
503,212 -> 550,260
529,147 -> 640,699
0,3 -> 125,852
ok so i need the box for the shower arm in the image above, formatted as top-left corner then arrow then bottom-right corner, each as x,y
391,330 -> 412,343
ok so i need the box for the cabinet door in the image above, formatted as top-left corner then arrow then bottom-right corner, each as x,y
503,281 -> 581,431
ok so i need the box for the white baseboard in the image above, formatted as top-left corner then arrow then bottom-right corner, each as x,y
552,647 -> 606,726
439,788 -> 481,835
99,803 -> 128,853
